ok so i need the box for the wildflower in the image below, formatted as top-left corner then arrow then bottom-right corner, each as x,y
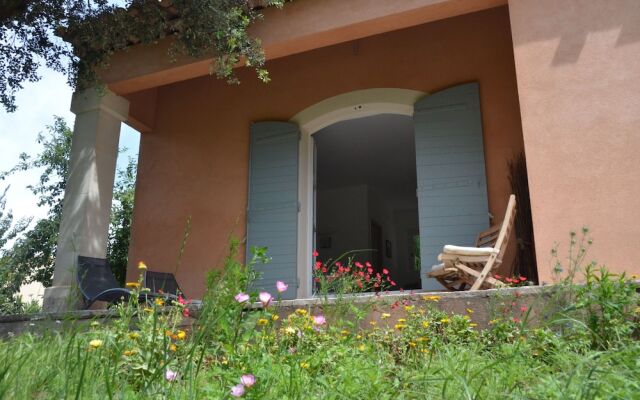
408,342 -> 417,348
123,349 -> 136,356
272,314 -> 280,321
313,250 -> 319,257
356,334 -> 362,340
417,336 -> 429,342
394,324 -> 407,330
340,330 -> 350,336
89,339 -> 103,349
382,268 -> 389,275
235,293 -> 250,303
137,261 -> 148,270
155,298 -> 165,307
355,261 -> 363,269
241,374 -> 256,387
369,321 -> 377,326
381,313 -> 391,319
125,282 -> 140,289
257,318 -> 269,326
177,295 -> 187,305
494,274 -> 502,279
365,262 -> 372,268
520,305 -> 528,313
466,308 -> 474,314
420,349 -> 429,354
143,307 -> 153,313
295,308 -> 307,316
176,330 -> 187,340
300,362 -> 310,369
358,344 -> 366,351
404,305 -> 414,312
422,321 -> 430,329
259,292 -> 273,307
183,308 -> 190,318
440,318 -> 450,324
165,369 -> 178,381
488,319 -> 499,325
512,317 -> 521,324
170,344 -> 177,352
312,315 -> 326,326
276,280 -> 288,293
470,323 -> 478,328
230,384 -> 245,397
314,261 -> 322,271
397,318 -> 407,323
422,295 -> 441,302
519,276 -> 527,282
284,327 -> 297,335
129,332 -> 140,340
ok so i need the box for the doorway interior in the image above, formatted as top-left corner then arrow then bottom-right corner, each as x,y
313,114 -> 422,290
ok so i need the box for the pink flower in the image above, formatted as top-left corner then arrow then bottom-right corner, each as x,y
382,268 -> 389,275
276,281 -> 288,293
241,374 -> 256,387
365,262 -> 372,268
165,369 -> 178,381
259,291 -> 273,307
355,262 -> 363,269
312,315 -> 326,326
230,384 -> 245,397
235,293 -> 250,303
313,250 -> 319,257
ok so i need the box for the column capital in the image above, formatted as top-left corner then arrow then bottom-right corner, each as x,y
71,88 -> 130,122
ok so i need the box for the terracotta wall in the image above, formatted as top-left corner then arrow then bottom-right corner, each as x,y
509,0 -> 640,284
127,6 -> 525,298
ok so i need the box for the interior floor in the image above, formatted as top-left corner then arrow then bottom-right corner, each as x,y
314,114 -> 421,290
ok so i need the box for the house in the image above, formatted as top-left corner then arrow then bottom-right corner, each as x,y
43,0 -> 640,310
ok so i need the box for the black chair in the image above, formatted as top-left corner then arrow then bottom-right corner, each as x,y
144,271 -> 181,296
76,256 -> 161,308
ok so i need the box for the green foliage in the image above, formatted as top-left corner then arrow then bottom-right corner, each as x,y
107,157 -> 138,284
1,0 -> 289,112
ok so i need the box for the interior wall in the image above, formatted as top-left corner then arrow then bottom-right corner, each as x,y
126,6 -> 525,298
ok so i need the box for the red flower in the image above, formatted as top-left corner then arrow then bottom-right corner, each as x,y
336,261 -> 342,267
314,277 -> 321,283
520,306 -> 528,313
365,262 -> 372,268
358,271 -> 364,277
519,276 -> 527,282
177,295 -> 187,305
367,267 -> 373,274
494,274 -> 502,280
321,267 -> 327,273
390,281 -> 397,286
382,268 -> 389,275
182,308 -> 190,318
355,262 -> 364,269
313,250 -> 319,257
512,317 -> 521,324
315,261 -> 322,271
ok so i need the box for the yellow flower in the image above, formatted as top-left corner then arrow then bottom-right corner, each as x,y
284,326 -> 297,335
176,330 -> 187,340
123,349 -> 137,356
408,341 -> 417,348
369,321 -> 377,326
404,305 -> 415,312
397,318 -> 407,323
271,314 -> 280,321
340,330 -> 350,336
358,344 -> 366,351
420,348 -> 429,354
125,282 -> 140,289
89,339 -> 103,349
356,335 -> 362,340
635,306 -> 640,314
165,330 -> 173,337
143,307 -> 153,313
422,295 -> 441,302
417,336 -> 429,342
90,321 -> 100,328
394,324 -> 407,330
440,318 -> 450,324
221,358 -> 228,365
422,321 -> 430,329
257,318 -> 269,326
381,313 -> 391,319
155,298 -> 165,307
463,315 -> 470,320
295,309 -> 307,316
489,319 -> 500,325
466,308 -> 474,314
128,332 -> 140,340
170,344 -> 177,352
300,362 -> 310,369
470,323 -> 478,328
137,261 -> 147,270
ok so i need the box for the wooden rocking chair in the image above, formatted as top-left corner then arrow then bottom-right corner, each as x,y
428,194 -> 517,291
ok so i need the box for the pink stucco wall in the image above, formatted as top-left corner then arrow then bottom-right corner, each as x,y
126,7 -> 525,298
509,0 -> 640,284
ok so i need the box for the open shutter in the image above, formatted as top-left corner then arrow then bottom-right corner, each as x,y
414,83 -> 490,290
247,121 -> 300,299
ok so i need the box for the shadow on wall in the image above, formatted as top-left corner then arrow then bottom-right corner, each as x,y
509,0 -> 640,65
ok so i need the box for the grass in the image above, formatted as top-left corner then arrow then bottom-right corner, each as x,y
0,236 -> 637,399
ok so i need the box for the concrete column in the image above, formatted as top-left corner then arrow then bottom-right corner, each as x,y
42,89 -> 129,312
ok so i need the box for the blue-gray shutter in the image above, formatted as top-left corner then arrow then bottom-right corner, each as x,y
246,121 -> 300,299
413,83 -> 490,290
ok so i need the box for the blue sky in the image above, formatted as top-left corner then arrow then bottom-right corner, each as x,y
0,67 -> 140,226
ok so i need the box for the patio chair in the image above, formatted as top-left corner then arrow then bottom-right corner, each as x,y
428,194 -> 517,291
144,271 -> 181,296
76,256 -> 163,308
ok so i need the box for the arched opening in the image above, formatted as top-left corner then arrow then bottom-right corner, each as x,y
291,88 -> 427,297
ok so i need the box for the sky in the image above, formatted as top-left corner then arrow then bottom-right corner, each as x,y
0,67 -> 140,231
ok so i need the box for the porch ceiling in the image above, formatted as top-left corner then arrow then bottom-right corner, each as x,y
101,0 -> 507,95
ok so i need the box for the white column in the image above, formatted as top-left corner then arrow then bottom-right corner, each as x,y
42,89 -> 129,312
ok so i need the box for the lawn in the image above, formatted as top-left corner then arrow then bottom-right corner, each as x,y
0,242 -> 638,399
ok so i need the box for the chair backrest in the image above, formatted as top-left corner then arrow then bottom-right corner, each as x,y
144,271 -> 181,295
492,194 -> 517,261
77,256 -> 120,301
